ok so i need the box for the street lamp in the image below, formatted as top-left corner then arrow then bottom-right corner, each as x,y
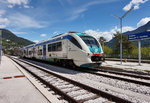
112,7 -> 134,64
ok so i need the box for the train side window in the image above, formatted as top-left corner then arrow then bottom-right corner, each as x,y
40,49 -> 42,55
52,43 -> 56,51
38,49 -> 42,55
48,44 -> 52,52
70,37 -> 82,49
48,42 -> 62,52
57,42 -> 62,51
29,51 -> 32,55
33,48 -> 35,54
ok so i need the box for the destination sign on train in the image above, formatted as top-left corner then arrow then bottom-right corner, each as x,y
128,32 -> 150,41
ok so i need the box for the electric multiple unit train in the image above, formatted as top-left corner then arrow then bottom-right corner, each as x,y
21,31 -> 105,68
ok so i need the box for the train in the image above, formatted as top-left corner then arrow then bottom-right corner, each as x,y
21,31 -> 105,68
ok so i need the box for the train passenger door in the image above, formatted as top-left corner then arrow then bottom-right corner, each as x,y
27,49 -> 28,57
43,45 -> 46,59
33,47 -> 35,57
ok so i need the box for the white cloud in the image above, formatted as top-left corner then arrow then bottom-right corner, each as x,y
137,17 -> 150,27
53,31 -> 58,35
85,29 -> 113,41
24,5 -> 30,8
12,31 -> 26,34
122,26 -> 135,32
0,10 -> 9,28
0,0 -> 31,8
7,0 -> 28,5
33,40 -> 39,43
0,17 -> 9,28
8,13 -> 45,28
40,34 -> 47,37
68,0 -> 118,21
0,10 -> 45,29
7,0 -> 29,8
0,10 -> 5,16
85,26 -> 135,41
7,5 -> 13,8
123,0 -> 148,11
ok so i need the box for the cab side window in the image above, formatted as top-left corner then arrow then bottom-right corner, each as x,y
70,37 -> 82,49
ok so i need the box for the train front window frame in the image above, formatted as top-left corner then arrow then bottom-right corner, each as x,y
80,36 -> 99,47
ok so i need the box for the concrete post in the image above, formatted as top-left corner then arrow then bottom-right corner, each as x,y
138,40 -> 141,66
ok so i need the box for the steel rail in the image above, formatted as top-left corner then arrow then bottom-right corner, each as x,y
80,68 -> 150,87
96,67 -> 150,80
16,57 -> 150,87
10,56 -> 132,103
11,58 -> 80,103
105,58 -> 150,64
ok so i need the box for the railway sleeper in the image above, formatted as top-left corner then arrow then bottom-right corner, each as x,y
63,87 -> 81,93
77,94 -> 99,103
11,57 -> 132,103
68,90 -> 88,97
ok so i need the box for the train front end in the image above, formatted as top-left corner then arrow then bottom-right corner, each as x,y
72,33 -> 105,68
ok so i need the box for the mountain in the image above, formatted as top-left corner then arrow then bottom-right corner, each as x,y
0,29 -> 34,46
124,21 -> 150,35
107,21 -> 150,48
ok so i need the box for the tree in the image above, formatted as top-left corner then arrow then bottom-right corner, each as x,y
131,47 -> 150,59
104,46 -> 113,55
99,36 -> 106,45
99,36 -> 107,53
113,32 -> 136,57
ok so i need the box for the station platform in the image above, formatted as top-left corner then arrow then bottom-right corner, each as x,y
0,56 -> 60,103
102,60 -> 150,72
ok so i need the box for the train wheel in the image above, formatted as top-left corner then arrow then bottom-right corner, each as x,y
69,61 -> 76,68
61,60 -> 66,67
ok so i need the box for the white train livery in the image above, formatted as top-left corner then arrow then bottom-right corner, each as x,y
21,32 -> 105,68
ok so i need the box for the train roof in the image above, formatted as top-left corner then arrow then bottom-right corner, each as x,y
24,44 -> 35,49
73,32 -> 93,37
23,31 -> 95,49
34,33 -> 68,47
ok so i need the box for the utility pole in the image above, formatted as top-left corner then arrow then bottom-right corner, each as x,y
112,7 -> 134,65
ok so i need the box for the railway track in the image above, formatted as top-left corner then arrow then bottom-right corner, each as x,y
23,57 -> 150,78
18,57 -> 150,87
49,62 -> 150,87
10,57 -> 133,103
97,66 -> 150,80
105,58 -> 150,64
77,68 -> 150,87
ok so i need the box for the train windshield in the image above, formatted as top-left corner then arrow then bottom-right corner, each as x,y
80,36 -> 99,47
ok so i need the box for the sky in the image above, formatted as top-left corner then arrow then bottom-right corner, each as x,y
0,0 -> 150,43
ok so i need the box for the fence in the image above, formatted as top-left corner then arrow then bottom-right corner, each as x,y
105,54 -> 150,60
